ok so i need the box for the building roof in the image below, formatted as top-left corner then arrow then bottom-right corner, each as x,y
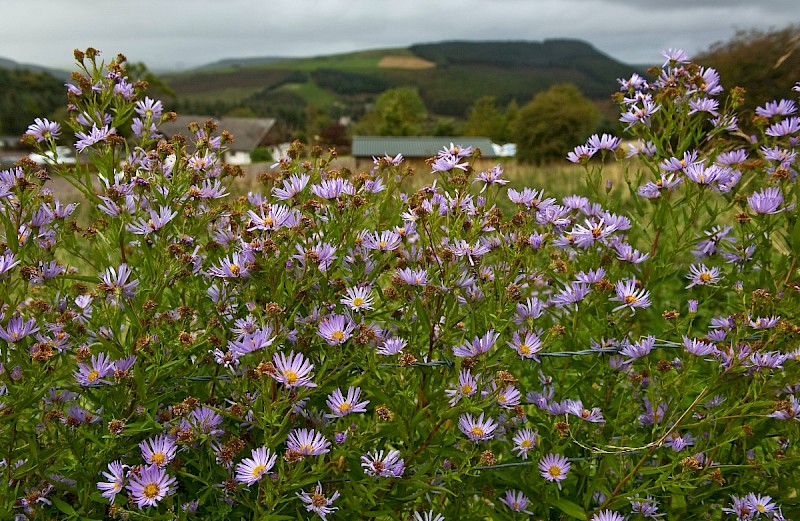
159,115 -> 277,152
352,136 -> 497,159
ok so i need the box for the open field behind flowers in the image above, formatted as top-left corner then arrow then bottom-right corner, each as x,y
2,47 -> 800,521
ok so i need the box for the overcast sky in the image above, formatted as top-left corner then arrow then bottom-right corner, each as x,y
1,0 -> 797,71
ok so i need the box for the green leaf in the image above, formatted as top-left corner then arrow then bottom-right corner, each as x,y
51,496 -> 77,516
554,499 -> 587,520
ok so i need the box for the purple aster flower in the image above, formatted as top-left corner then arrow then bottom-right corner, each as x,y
587,133 -> 621,151
235,447 -> 277,485
432,153 -> 469,172
272,173 -> 310,200
570,217 -> 618,248
750,351 -> 787,371
610,277 -> 651,314
445,369 -> 479,406
625,139 -> 656,158
100,263 -> 139,302
0,315 -> 39,343
620,99 -> 660,128
326,386 -> 369,417
507,187 -> 555,210
0,252 -> 19,277
272,351 -> 317,388
747,187 -> 786,214
318,314 -> 355,346
500,489 -> 533,514
361,449 -> 404,477
638,398 -> 667,426
507,329 -> 544,361
591,510 -> 626,521
97,460 -> 127,504
126,206 -> 177,235
377,336 -> 406,356
637,173 -> 683,199
450,239 -> 491,266
74,124 -> 116,152
396,267 -> 428,286
126,464 -> 176,508
229,327 -> 276,357
294,242 -> 337,272
682,336 -> 717,356
722,495 -> 754,519
620,335 -> 656,362
140,435 -> 177,468
693,225 -> 734,257
311,178 -> 355,199
208,252 -> 250,278
74,352 -> 116,386
412,511 -> 444,521
567,144 -> 597,163
575,267 -> 606,284
297,482 -> 340,520
688,97 -> 720,116
566,399 -> 606,424
664,431 -> 695,452
613,241 -> 650,264
134,97 -> 163,120
685,263 -> 722,288
512,428 -> 538,459
749,315 -> 780,329
496,384 -> 521,409
514,297 -> 545,323
683,162 -> 723,185
745,493 -> 777,517
769,395 -> 799,420
475,164 -> 509,191
630,496 -> 662,519
185,406 -> 223,437
247,205 -> 291,231
66,404 -> 102,425
766,116 -> 800,137
287,428 -> 331,456
26,118 -> 61,142
452,329 -> 499,357
757,99 -> 797,118
362,230 -> 402,252
550,281 -> 592,309
539,453 -> 571,486
458,412 -> 498,442
661,48 -> 690,65
340,286 -> 375,311
688,299 -> 698,313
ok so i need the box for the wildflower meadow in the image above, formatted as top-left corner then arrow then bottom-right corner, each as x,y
1,47 -> 800,520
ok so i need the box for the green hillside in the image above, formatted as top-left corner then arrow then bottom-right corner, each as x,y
165,40 -> 635,121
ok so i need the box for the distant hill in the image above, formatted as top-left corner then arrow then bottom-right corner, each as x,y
164,39 -> 638,121
190,56 -> 289,72
0,57 -> 70,81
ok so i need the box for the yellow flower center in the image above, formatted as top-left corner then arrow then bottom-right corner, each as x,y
311,493 -> 327,507
87,370 -> 99,382
338,402 -> 352,413
251,464 -> 266,478
284,370 -> 298,385
625,295 -> 639,305
548,465 -> 562,478
352,297 -> 365,307
229,264 -> 240,275
699,272 -> 713,283
521,439 -> 532,448
150,452 -> 166,466
379,240 -> 387,249
331,331 -> 344,342
143,483 -> 160,499
518,344 -> 530,355
461,384 -> 474,394
470,426 -> 484,438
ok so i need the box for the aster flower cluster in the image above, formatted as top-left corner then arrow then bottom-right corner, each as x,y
0,47 -> 798,520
